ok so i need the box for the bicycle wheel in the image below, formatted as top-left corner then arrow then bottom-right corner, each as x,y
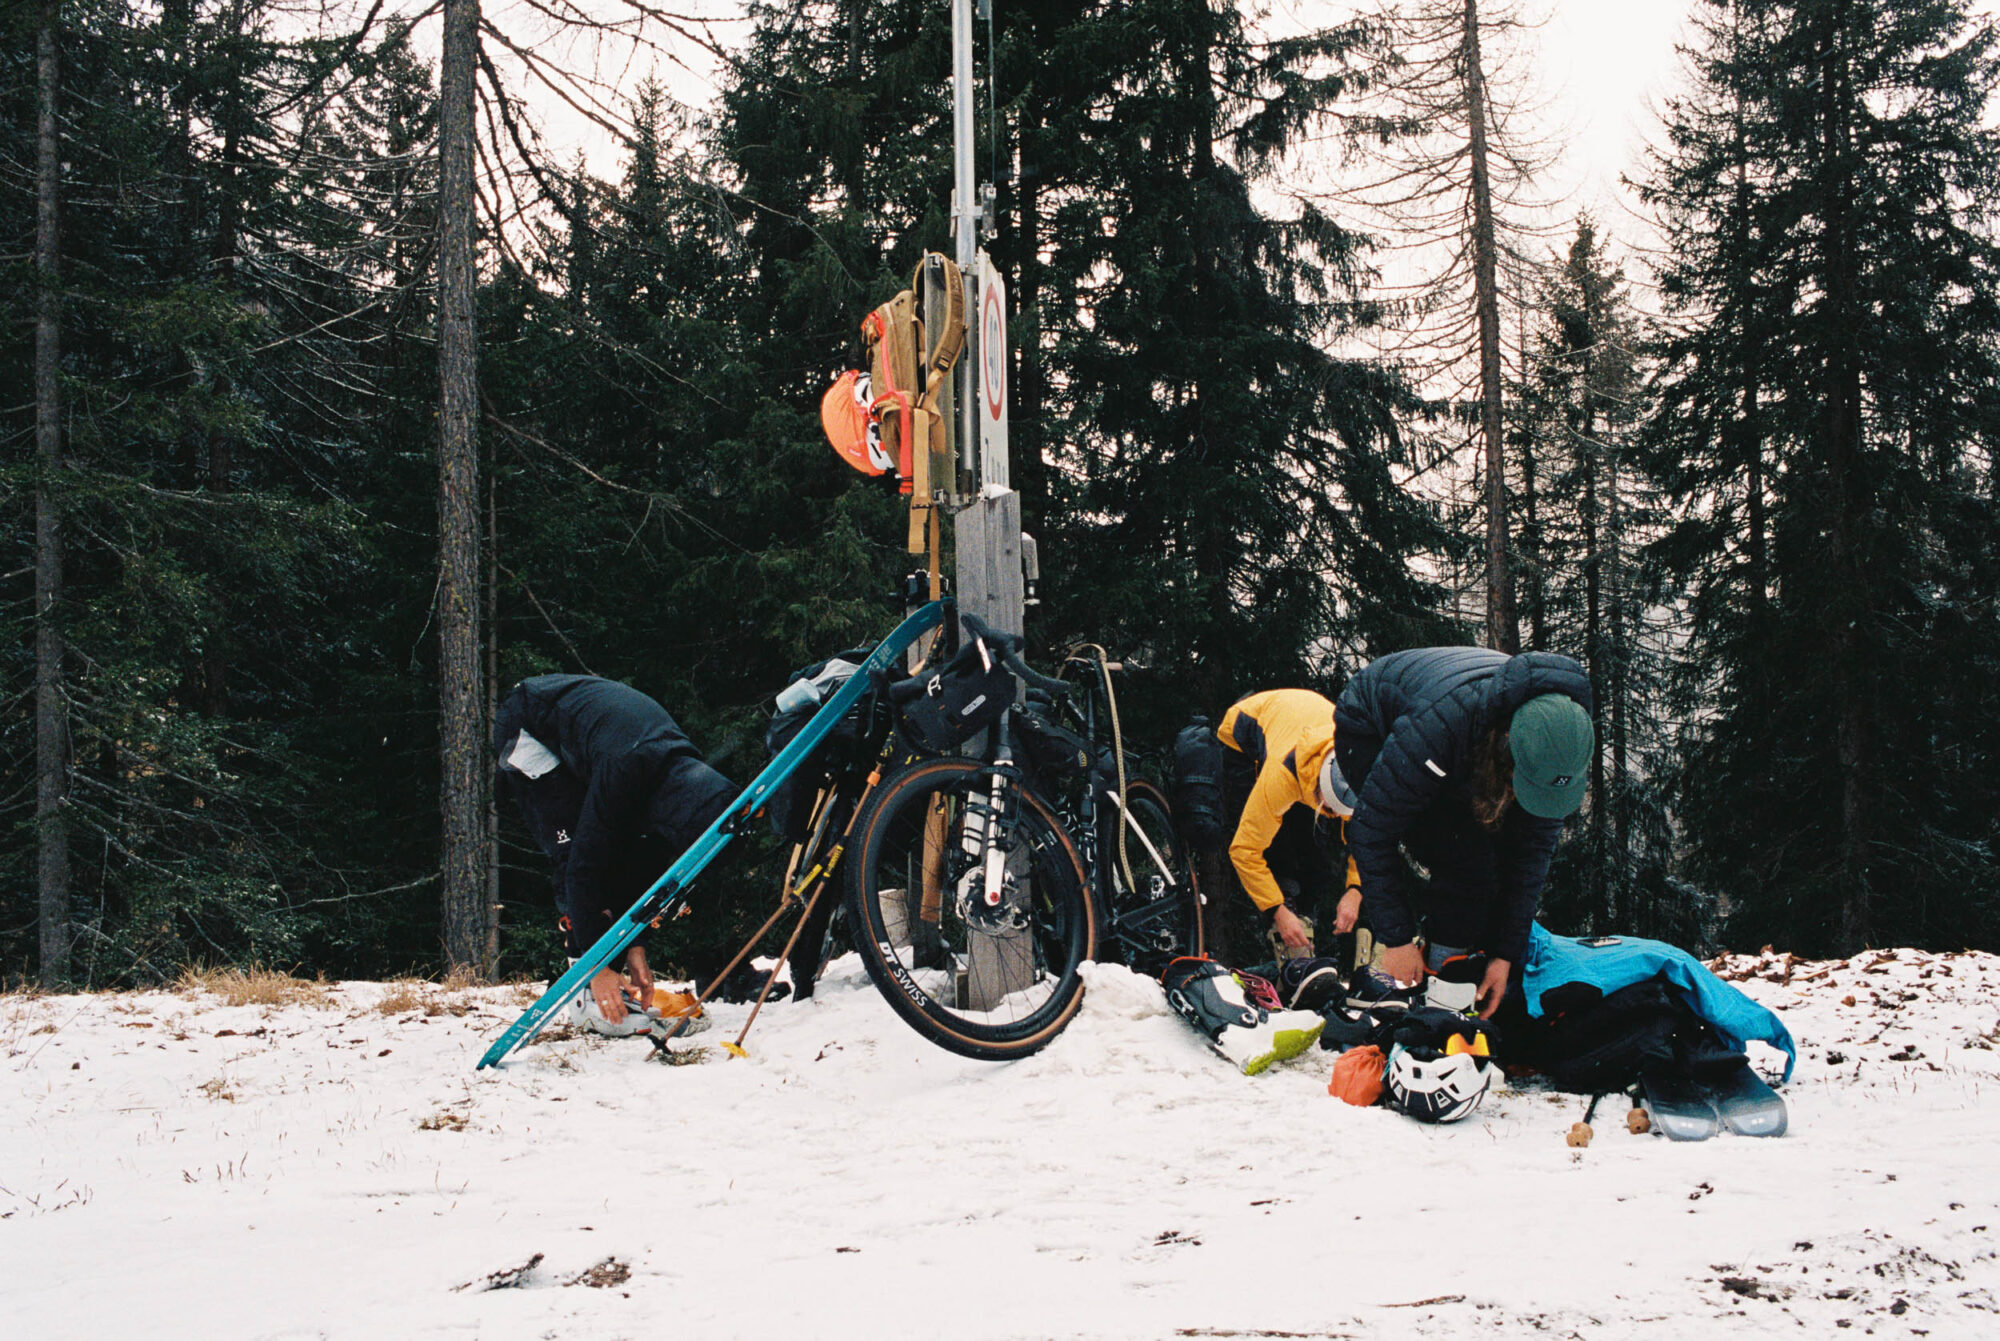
1097,778 -> 1204,975
847,757 -> 1096,1060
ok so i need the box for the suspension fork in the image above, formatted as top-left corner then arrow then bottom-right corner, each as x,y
958,715 -> 1023,916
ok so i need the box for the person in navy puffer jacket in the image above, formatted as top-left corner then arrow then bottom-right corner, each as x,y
1330,647 -> 1594,1018
494,674 -> 736,1026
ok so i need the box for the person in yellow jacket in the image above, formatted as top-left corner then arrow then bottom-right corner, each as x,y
1217,689 -> 1361,954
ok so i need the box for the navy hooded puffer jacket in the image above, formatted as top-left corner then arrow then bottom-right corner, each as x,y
1334,647 -> 1593,964
494,674 -> 735,956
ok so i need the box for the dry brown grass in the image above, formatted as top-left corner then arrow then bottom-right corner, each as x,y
176,966 -> 334,1010
651,1044 -> 711,1067
418,1110 -> 469,1132
374,979 -> 429,1015
197,1075 -> 237,1103
373,974 -> 486,1017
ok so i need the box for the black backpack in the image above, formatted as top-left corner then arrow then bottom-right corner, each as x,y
1510,975 -> 1745,1095
762,647 -> 874,843
1171,716 -> 1227,849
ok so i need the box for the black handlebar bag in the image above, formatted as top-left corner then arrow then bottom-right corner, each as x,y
891,648 -> 1017,756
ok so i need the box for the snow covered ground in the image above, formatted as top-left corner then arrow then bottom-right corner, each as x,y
4,946 -> 1998,1340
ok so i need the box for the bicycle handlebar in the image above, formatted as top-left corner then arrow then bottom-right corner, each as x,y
958,612 -> 1070,697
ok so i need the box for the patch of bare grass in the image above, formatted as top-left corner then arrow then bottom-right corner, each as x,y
651,1044 -> 711,1067
374,979 -> 428,1015
418,1111 -> 469,1132
197,1075 -> 237,1103
566,1257 -> 630,1289
176,967 -> 334,1010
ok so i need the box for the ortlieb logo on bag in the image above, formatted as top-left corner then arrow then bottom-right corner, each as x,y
895,659 -> 1015,755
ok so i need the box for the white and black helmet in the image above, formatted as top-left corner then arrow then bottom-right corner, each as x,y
1385,1042 -> 1493,1123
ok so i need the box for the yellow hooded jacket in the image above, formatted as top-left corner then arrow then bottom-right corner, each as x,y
1217,689 -> 1359,913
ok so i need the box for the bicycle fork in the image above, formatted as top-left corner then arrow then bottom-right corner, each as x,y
956,756 -> 1028,935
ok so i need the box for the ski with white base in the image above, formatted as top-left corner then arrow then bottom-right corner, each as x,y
1697,1059 -> 1788,1137
1637,1062 -> 1722,1141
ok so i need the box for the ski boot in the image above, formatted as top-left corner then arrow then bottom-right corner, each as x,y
1424,947 -> 1488,1015
1162,958 -> 1324,1075
1273,956 -> 1349,1013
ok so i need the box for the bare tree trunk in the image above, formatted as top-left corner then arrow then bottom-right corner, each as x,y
1607,446 -> 1630,925
1580,402 -> 1606,926
437,0 -> 487,974
483,430 -> 502,976
35,4 -> 71,988
1516,302 -> 1545,651
1464,0 -> 1516,653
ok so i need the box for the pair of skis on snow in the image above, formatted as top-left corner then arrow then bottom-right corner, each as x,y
1637,1059 -> 1787,1140
474,601 -> 949,1071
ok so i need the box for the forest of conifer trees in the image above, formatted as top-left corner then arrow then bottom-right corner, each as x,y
4,0 -> 1997,987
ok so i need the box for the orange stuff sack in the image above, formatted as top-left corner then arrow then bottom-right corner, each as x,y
820,370 -> 890,476
650,987 -> 704,1021
1328,1044 -> 1387,1107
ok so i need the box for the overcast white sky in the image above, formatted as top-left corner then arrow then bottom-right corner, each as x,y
498,0 -> 1998,265
510,1 -> 1697,195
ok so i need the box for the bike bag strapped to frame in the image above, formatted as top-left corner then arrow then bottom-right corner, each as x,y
886,635 -> 1016,757
1171,716 -> 1228,849
762,647 -> 877,842
1014,698 -> 1101,789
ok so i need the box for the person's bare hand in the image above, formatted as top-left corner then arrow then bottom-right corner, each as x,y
1333,887 -> 1363,935
625,946 -> 654,1010
1477,957 -> 1512,1019
1272,904 -> 1312,950
1380,942 -> 1425,989
590,967 -> 628,1022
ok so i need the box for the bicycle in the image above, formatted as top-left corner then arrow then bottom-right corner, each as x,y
1014,643 -> 1204,978
670,607 -> 1199,1063
840,612 -> 1201,1060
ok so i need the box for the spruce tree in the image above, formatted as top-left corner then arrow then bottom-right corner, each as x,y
1642,0 -> 2000,955
1520,221 -> 1682,942
712,0 -> 1455,709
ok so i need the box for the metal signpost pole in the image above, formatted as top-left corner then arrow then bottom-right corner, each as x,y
951,0 -> 1029,1008
951,0 -> 1023,641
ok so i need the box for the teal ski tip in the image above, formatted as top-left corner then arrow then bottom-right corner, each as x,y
472,601 -> 948,1072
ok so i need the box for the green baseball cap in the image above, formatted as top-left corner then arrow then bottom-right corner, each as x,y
1509,694 -> 1593,818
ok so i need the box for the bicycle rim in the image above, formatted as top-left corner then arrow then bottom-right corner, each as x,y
848,757 -> 1095,1060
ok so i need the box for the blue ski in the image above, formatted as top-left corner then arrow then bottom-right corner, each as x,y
476,601 -> 948,1070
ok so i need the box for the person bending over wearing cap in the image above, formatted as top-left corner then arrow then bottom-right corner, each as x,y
1328,648 -> 1594,1019
1217,689 -> 1361,957
493,674 -> 738,1029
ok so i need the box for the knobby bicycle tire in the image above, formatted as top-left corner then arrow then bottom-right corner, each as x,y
846,757 -> 1096,1060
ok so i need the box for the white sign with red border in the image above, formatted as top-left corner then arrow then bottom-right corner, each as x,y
977,251 -> 1008,485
